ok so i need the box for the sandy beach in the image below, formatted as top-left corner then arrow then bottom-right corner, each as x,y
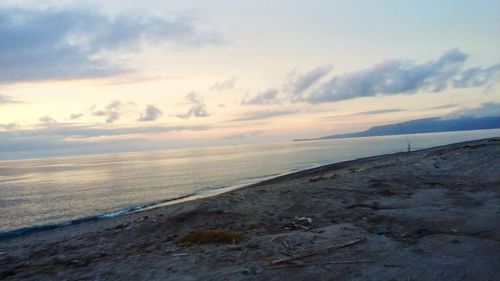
1,138 -> 499,280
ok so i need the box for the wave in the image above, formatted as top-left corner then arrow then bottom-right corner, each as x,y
0,162 -> 329,240
0,193 -> 195,240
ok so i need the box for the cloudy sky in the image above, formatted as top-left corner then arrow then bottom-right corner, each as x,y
1,0 -> 500,159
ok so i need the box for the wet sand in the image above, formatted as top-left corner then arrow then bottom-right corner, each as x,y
1,137 -> 500,280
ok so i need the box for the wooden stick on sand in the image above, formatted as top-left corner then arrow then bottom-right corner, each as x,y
269,237 -> 366,265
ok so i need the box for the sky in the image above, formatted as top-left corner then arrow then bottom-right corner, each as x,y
1,0 -> 500,159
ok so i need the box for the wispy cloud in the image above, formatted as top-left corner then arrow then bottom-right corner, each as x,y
0,124 -> 211,156
0,122 -> 19,130
138,104 -> 163,121
0,94 -> 23,104
229,109 -> 298,122
453,63 -> 500,88
221,131 -> 261,139
38,115 -> 58,127
0,7 -> 224,84
69,113 -> 84,120
445,102 -> 500,119
0,123 -> 210,140
241,88 -> 280,105
285,65 -> 332,99
358,109 -> 404,115
105,75 -> 184,86
426,104 -> 458,110
322,108 -> 405,120
92,100 -> 126,123
211,77 -> 237,91
177,92 -> 209,119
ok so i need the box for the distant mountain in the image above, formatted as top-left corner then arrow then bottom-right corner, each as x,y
294,116 -> 500,141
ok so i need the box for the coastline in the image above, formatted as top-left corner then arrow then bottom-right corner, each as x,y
1,137 -> 499,280
0,166 -> 301,240
0,134 -> 465,240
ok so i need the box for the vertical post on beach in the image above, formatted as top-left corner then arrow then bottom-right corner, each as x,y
398,124 -> 411,154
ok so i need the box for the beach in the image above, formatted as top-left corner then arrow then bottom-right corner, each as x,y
1,137 -> 499,280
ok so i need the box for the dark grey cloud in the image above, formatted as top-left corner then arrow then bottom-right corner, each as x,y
244,49 -> 497,105
241,88 -> 280,105
453,63 -> 500,88
300,49 -> 478,103
445,102 -> 500,119
92,100 -> 124,123
0,8 -> 223,83
177,92 -> 209,119
139,104 -> 163,121
229,109 -> 298,122
286,65 -> 333,98
211,77 -> 237,91
69,113 -> 84,120
307,49 -> 469,103
358,109 -> 404,115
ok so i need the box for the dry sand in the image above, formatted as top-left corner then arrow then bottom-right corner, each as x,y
1,138 -> 500,280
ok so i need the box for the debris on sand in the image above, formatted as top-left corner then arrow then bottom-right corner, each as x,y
267,260 -> 374,269
269,238 -> 366,266
379,189 -> 397,196
282,216 -> 314,230
309,176 -> 325,182
176,229 -> 244,245
350,168 -> 365,173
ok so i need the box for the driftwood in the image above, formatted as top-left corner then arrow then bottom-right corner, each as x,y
322,187 -> 373,195
171,253 -> 190,257
268,260 -> 374,269
269,238 -> 366,265
280,238 -> 291,252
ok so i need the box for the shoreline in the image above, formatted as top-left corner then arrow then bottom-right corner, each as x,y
1,137 -> 499,280
0,137 -> 469,240
0,165 -> 297,240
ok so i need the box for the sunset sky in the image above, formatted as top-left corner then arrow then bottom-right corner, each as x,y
1,0 -> 499,159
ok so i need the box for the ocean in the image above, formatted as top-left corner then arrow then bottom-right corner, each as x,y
1,129 -> 499,237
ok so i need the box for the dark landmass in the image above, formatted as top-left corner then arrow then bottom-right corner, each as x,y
294,116 -> 500,141
1,138 -> 499,280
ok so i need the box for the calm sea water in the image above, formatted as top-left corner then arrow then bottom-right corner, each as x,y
1,129 -> 499,235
